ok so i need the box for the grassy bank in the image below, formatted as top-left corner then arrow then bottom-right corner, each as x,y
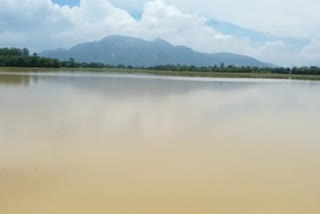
1,66 -> 320,81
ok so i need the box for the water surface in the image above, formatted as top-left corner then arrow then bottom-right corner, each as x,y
1,72 -> 320,214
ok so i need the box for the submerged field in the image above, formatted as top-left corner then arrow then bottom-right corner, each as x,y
1,71 -> 320,214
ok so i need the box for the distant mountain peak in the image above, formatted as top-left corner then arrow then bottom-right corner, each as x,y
153,38 -> 170,44
40,35 -> 272,67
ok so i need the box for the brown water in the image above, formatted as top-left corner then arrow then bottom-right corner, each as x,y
0,72 -> 320,214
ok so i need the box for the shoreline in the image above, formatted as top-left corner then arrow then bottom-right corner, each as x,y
1,67 -> 320,81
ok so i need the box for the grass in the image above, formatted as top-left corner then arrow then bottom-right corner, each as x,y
1,66 -> 320,81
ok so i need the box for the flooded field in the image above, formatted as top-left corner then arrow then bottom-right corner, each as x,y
0,72 -> 320,214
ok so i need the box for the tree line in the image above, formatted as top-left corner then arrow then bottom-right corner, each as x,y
1,47 -> 320,75
0,48 -> 60,68
146,64 -> 320,75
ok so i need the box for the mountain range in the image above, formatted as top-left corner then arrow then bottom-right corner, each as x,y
40,35 -> 272,67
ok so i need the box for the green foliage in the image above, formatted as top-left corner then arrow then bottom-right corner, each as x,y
22,48 -> 30,57
146,64 -> 320,75
0,48 -> 60,68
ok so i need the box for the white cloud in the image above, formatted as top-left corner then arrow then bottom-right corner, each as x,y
110,0 -> 320,38
0,0 -> 319,66
300,39 -> 320,62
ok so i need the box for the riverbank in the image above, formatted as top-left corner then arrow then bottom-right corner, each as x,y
1,66 -> 320,80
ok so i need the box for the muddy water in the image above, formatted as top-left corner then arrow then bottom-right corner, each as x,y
0,72 -> 320,214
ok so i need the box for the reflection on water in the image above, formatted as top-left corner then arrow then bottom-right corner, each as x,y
0,74 -> 34,86
0,72 -> 320,214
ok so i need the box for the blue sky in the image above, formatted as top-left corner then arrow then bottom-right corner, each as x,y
1,0 -> 320,66
52,0 -> 79,7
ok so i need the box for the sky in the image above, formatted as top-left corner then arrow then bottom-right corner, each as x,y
0,0 -> 319,66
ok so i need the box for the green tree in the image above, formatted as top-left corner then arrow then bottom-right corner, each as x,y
22,48 -> 30,57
